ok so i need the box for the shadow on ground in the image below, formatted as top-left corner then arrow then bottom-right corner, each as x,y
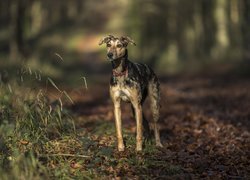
64,63 -> 250,178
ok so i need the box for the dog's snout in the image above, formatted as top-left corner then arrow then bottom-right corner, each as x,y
107,52 -> 113,58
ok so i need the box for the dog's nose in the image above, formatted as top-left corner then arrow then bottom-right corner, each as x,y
107,52 -> 113,58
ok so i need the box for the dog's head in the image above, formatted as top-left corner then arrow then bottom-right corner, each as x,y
99,35 -> 136,60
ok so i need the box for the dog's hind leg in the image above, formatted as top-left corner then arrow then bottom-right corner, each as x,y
148,78 -> 163,147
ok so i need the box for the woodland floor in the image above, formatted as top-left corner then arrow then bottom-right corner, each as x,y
58,68 -> 250,179
1,40 -> 250,178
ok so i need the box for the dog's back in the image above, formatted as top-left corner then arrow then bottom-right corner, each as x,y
126,60 -> 160,101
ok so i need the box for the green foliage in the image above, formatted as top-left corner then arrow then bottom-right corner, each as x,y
0,80 -> 77,179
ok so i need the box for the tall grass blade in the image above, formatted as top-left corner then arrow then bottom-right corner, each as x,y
7,83 -> 13,93
63,91 -> 74,104
80,77 -> 88,89
54,53 -> 64,62
47,78 -> 62,93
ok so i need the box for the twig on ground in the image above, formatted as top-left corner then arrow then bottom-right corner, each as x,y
39,153 -> 90,158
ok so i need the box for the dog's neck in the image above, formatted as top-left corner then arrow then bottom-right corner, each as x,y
111,49 -> 128,74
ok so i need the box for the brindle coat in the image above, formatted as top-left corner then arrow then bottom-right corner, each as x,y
99,35 -> 163,151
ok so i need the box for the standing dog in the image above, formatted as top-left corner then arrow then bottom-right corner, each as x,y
99,35 -> 163,151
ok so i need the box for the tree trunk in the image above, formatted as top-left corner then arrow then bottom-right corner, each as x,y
9,0 -> 27,61
242,0 -> 250,60
212,0 -> 230,58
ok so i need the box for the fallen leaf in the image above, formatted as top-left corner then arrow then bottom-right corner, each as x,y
70,161 -> 82,169
20,140 -> 29,145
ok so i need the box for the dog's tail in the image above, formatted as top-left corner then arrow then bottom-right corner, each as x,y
148,76 -> 163,147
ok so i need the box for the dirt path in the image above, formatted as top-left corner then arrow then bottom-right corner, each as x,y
60,72 -> 250,178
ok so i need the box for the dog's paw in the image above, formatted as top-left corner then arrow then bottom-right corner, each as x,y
136,148 -> 142,151
136,144 -> 142,151
156,141 -> 163,148
118,145 -> 125,152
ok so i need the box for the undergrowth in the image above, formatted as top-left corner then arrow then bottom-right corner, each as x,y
0,65 -> 181,179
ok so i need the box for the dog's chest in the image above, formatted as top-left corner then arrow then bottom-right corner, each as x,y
110,78 -> 138,102
112,84 -> 131,102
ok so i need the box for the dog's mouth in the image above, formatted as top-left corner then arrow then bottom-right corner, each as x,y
107,56 -> 122,61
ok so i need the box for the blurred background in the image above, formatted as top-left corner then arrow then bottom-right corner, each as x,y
0,2 -> 250,178
0,0 -> 250,82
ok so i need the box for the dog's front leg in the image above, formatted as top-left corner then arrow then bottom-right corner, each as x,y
113,99 -> 125,151
132,102 -> 143,151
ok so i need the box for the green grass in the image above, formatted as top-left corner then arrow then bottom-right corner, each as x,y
0,65 -> 182,179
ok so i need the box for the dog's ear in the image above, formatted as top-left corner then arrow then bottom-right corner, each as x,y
120,36 -> 136,46
99,35 -> 114,45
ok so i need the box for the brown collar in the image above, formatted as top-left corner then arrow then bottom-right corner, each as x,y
112,68 -> 128,77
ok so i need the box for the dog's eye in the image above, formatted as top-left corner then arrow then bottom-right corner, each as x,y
117,44 -> 123,48
107,44 -> 111,47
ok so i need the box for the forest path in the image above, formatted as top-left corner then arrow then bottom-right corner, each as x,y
57,71 -> 250,178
